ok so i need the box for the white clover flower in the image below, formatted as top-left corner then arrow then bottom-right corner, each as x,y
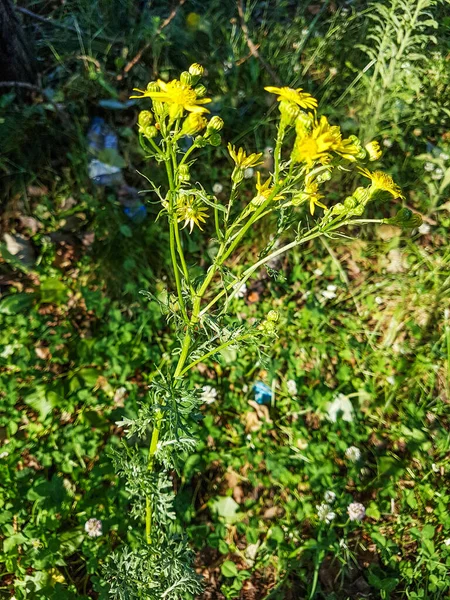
418,223 -> 431,235
84,518 -> 102,538
233,282 -> 247,298
386,375 -> 396,386
432,168 -> 444,180
383,139 -> 393,148
345,446 -> 361,462
244,167 -> 254,179
424,162 -> 435,172
440,153 -> 449,161
324,490 -> 336,504
329,67 -> 338,77
0,451 -> 8,459
313,268 -> 323,276
212,182 -> 223,194
286,379 -> 297,396
321,289 -> 336,300
347,502 -> 365,521
201,385 -> 218,404
327,394 -> 354,423
375,296 -> 383,305
316,502 -> 336,523
444,538 -> 450,546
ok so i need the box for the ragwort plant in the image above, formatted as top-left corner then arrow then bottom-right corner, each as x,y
104,65 -> 421,598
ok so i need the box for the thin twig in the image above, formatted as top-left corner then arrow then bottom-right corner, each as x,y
117,0 -> 186,81
236,0 -> 281,85
16,5 -> 123,44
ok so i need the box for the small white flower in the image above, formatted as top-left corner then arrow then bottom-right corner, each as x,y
444,308 -> 450,320
313,268 -> 323,276
347,502 -> 365,521
327,284 -> 337,292
424,162 -> 435,172
345,446 -> 361,462
286,379 -> 297,396
201,385 -> 218,404
84,518 -> 102,538
432,168 -> 444,180
418,223 -> 431,235
375,296 -> 383,305
233,282 -> 247,298
244,167 -> 254,179
444,538 -> 450,546
329,67 -> 338,77
432,463 -> 439,473
383,139 -> 393,148
301,28 -> 309,36
324,490 -> 336,504
386,376 -> 396,386
327,394 -> 354,423
440,153 -> 449,161
316,502 -> 336,523
0,451 -> 8,459
321,289 -> 336,300
292,41 -> 301,49
212,182 -> 223,194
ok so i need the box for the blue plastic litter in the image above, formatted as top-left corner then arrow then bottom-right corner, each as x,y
253,381 -> 273,405
87,117 -> 123,186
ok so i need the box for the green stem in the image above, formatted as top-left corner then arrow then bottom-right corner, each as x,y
179,333 -> 254,376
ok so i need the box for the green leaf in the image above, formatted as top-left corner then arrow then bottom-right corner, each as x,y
4,533 -> 27,553
0,293 -> 35,315
422,524 -> 435,540
221,560 -> 238,578
39,278 -> 69,305
210,496 -> 240,523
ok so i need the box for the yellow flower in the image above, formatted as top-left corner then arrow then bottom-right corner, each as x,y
251,172 -> 284,206
228,143 -> 263,168
292,118 -> 336,166
292,181 -> 326,215
265,86 -> 318,110
365,141 -> 382,161
131,79 -> 211,119
176,194 -> 209,232
358,168 -> 404,198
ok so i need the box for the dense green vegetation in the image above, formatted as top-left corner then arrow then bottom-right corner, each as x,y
1,1 -> 449,598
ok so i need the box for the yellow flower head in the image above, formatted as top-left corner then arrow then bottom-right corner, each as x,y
131,79 -> 211,119
265,86 -> 318,110
228,143 -> 263,169
291,181 -> 326,215
358,168 -> 404,199
292,118 -> 336,166
252,172 -> 284,206
365,141 -> 382,161
176,194 -> 209,232
180,113 -> 207,136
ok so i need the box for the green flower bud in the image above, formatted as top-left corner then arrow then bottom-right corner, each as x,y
180,113 -> 207,136
207,116 -> 224,133
178,164 -> 190,182
344,196 -> 357,209
208,133 -> 222,147
352,205 -> 365,216
143,125 -> 158,139
138,110 -> 153,128
331,203 -> 345,215
267,310 -> 279,322
231,167 -> 244,184
194,84 -> 207,98
189,63 -> 204,84
279,100 -> 300,126
353,187 -> 368,203
180,71 -> 193,85
316,170 -> 332,183
146,82 -> 160,92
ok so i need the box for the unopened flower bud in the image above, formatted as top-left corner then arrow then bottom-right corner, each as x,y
138,110 -> 153,128
208,133 -> 222,147
344,196 -> 357,209
189,63 -> 204,84
178,164 -> 190,182
279,100 -> 300,126
207,116 -> 224,133
331,203 -> 345,215
143,125 -> 158,139
353,187 -> 368,202
146,82 -> 160,92
352,205 -> 365,216
231,167 -> 244,185
267,310 -> 279,322
180,71 -> 193,85
365,140 -> 382,161
194,84 -> 207,98
181,113 -> 207,136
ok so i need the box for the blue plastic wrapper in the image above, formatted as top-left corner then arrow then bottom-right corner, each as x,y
253,381 -> 273,405
87,117 -> 123,186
